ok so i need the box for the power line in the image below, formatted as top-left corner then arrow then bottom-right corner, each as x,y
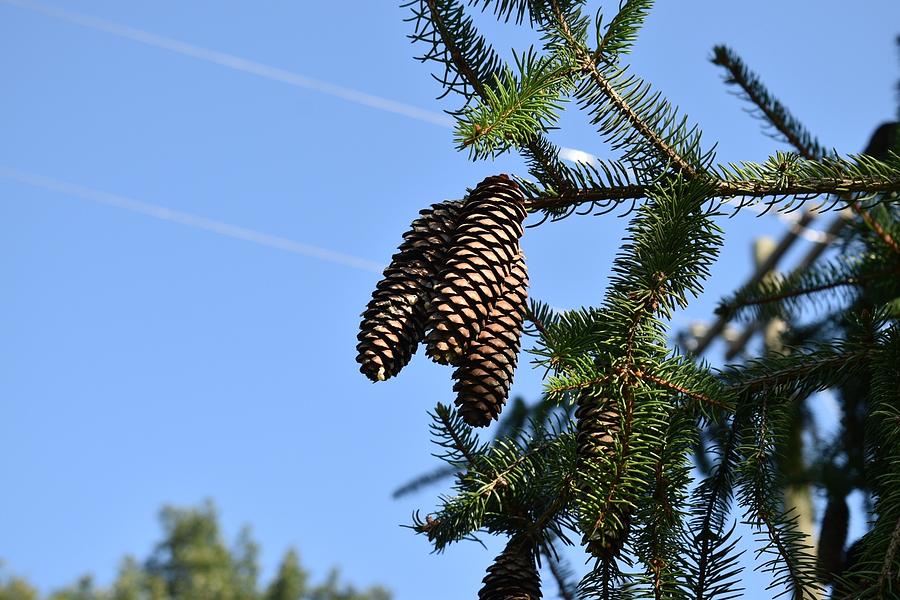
1,0 -> 455,128
0,167 -> 385,274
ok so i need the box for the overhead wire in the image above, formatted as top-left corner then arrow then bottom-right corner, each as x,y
0,167 -> 385,274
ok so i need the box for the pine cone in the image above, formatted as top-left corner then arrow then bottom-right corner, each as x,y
426,175 -> 527,365
817,495 -> 849,583
452,252 -> 529,427
356,200 -> 461,381
575,388 -> 630,560
478,537 -> 542,600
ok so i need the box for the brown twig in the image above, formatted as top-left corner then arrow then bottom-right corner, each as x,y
632,368 -> 730,411
717,265 -> 900,316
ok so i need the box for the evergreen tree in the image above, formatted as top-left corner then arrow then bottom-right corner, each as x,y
360,2 -> 900,598
264,550 -> 308,600
0,503 -> 389,600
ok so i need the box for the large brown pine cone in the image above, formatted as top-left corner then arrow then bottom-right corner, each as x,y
356,200 -> 461,381
426,175 -> 527,365
452,252 -> 528,427
478,537 -> 542,600
575,388 -> 630,560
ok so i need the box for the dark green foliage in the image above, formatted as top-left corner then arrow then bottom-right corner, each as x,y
388,1 -> 900,598
0,503 -> 389,600
711,45 -> 831,161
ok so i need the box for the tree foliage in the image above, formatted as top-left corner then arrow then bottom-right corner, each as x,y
388,1 -> 900,598
0,503 -> 390,600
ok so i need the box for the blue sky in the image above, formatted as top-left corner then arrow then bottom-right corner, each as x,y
1,1 -> 898,599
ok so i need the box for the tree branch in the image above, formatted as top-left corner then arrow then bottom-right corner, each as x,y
525,175 -> 900,214
716,265 -> 900,316
632,368 -> 731,411
547,1 -> 700,178
425,0 -> 572,192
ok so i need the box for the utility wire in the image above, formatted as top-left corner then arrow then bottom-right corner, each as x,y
0,167 -> 385,274
0,0 -> 454,128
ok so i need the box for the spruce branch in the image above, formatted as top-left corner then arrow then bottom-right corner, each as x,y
711,44 -> 900,254
410,0 -> 573,191
725,348 -> 871,399
631,368 -> 730,412
432,402 -> 484,467
736,399 -> 822,599
467,0 -> 538,25
525,299 -> 556,338
525,151 -> 900,226
711,45 -> 830,161
543,547 -> 578,600
391,4 -> 900,597
593,0 -> 655,62
546,0 -> 710,178
878,515 -> 900,596
833,327 -> 900,598
456,49 -> 573,158
715,255 -> 900,323
392,464 -> 459,499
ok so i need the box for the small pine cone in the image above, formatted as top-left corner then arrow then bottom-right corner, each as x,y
452,252 -> 528,427
426,175 -> 527,365
575,388 -> 630,560
817,495 -> 849,583
575,389 -> 621,463
478,537 -> 542,600
356,200 -> 461,381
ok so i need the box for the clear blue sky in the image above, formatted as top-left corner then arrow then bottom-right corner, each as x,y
1,1 -> 898,598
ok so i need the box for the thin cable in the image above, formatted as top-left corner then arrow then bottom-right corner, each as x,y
1,0 -> 454,128
0,167 -> 385,274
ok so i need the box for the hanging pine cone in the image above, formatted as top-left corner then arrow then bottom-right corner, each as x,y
816,494 -> 849,583
478,537 -> 542,600
356,200 -> 461,381
452,252 -> 528,427
575,388 -> 630,560
426,174 -> 527,365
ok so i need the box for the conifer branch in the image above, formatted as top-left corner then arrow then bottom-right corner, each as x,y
711,44 -> 900,254
525,160 -> 900,214
688,420 -> 744,600
715,264 -> 900,319
544,548 -> 578,600
435,403 -> 480,466
548,0 -> 706,178
738,400 -> 822,599
578,60 -> 701,178
394,4 -> 900,596
416,0 -> 573,191
711,45 -> 828,161
859,208 -> 900,254
631,368 -> 730,411
593,0 -> 655,62
525,299 -> 554,338
728,350 -> 869,396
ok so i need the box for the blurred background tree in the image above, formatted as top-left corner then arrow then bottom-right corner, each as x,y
0,503 -> 390,600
